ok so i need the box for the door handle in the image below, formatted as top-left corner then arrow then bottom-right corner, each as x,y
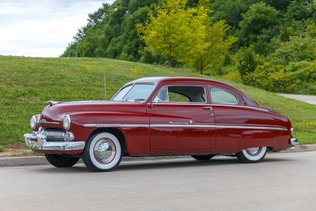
202,106 -> 213,110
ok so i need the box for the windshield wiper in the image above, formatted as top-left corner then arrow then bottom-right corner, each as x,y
133,98 -> 145,102
121,98 -> 145,102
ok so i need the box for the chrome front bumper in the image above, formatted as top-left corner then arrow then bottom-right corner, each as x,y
24,132 -> 85,152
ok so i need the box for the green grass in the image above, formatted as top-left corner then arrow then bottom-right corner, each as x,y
0,56 -> 315,149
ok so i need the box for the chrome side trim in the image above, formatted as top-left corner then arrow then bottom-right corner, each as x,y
83,123 -> 287,131
83,124 -> 148,128
151,124 -> 216,128
211,104 -> 269,112
216,125 -> 288,131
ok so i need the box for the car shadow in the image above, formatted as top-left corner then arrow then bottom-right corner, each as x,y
33,156 -> 294,174
116,157 -> 294,172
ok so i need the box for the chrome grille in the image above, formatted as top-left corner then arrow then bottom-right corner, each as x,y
42,130 -> 67,141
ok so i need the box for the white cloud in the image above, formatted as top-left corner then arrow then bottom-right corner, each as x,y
0,0 -> 115,57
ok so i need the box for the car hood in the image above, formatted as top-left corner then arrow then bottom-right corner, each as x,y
42,100 -> 140,121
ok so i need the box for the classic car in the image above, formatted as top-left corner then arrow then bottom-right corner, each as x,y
24,77 -> 298,172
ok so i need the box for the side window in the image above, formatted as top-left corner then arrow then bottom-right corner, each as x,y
153,85 -> 205,103
153,87 -> 169,102
210,87 -> 238,105
169,92 -> 190,103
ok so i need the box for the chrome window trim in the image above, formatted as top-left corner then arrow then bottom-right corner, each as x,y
83,123 -> 287,131
210,104 -> 269,112
152,84 -> 207,104
151,102 -> 210,106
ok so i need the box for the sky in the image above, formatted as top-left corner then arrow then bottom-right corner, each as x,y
0,0 -> 114,57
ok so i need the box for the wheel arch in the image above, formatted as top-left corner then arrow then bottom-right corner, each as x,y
87,128 -> 128,156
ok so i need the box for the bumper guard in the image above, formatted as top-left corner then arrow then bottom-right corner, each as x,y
290,138 -> 298,146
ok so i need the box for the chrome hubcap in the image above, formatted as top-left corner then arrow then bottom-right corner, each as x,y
245,147 -> 262,156
93,138 -> 116,164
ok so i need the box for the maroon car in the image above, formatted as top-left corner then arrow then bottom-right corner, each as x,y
24,77 -> 298,172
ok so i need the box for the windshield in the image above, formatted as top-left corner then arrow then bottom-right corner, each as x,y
112,83 -> 155,102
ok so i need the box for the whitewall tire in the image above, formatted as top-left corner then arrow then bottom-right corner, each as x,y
236,147 -> 267,163
82,132 -> 122,172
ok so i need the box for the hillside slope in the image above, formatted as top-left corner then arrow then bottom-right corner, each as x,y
0,56 -> 315,148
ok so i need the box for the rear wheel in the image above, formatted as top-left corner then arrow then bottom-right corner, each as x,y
236,147 -> 267,163
191,154 -> 215,161
82,132 -> 122,172
45,154 -> 79,168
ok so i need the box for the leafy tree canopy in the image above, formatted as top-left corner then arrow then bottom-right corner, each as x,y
62,0 -> 316,94
138,0 -> 236,73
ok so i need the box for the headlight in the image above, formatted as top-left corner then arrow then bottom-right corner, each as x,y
30,114 -> 42,130
63,115 -> 71,130
30,116 -> 37,130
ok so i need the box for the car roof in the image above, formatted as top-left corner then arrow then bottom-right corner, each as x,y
124,77 -> 257,106
130,76 -> 236,89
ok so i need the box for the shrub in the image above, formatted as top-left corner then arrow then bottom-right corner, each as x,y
237,48 -> 257,80
243,63 -> 296,93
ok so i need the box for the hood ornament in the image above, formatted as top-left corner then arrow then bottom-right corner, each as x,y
46,101 -> 61,106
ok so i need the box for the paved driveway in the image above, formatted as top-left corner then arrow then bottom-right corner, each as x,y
279,94 -> 316,105
0,151 -> 316,211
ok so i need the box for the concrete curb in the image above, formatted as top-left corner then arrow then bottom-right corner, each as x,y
0,145 -> 315,167
0,156 -> 48,167
282,144 -> 316,153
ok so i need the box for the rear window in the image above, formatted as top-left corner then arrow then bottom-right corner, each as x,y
210,87 -> 238,105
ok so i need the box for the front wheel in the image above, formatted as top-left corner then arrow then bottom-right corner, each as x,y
236,147 -> 267,163
45,154 -> 80,168
82,132 -> 122,172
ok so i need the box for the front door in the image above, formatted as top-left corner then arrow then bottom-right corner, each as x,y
148,85 -> 216,154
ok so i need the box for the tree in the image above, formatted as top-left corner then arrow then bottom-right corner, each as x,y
138,0 -> 202,67
286,0 -> 316,21
271,22 -> 316,64
183,18 -> 237,74
211,0 -> 253,30
237,48 -> 258,80
138,0 -> 236,73
239,2 -> 280,55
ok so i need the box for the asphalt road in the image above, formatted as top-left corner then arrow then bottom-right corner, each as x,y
278,94 -> 316,105
1,152 -> 316,211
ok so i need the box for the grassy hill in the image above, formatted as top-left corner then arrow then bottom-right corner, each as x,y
0,56 -> 315,150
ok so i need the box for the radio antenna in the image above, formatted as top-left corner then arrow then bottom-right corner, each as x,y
104,73 -> 106,100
